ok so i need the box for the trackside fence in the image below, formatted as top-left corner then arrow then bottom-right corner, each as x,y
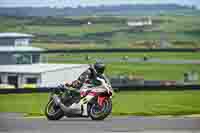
0,85 -> 200,94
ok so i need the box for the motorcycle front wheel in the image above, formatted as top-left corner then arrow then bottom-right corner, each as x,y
45,98 -> 64,120
89,98 -> 112,121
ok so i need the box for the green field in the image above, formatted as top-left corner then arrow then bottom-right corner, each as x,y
45,52 -> 200,82
1,91 -> 200,116
48,62 -> 200,82
106,63 -> 200,81
7,24 -> 123,36
47,52 -> 200,60
113,91 -> 200,116
1,15 -> 200,48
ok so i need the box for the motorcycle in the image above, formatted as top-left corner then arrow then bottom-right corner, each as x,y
45,77 -> 113,121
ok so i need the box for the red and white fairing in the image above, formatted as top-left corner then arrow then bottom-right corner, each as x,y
79,77 -> 113,116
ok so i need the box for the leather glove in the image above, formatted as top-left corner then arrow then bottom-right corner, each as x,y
64,82 -> 71,87
71,80 -> 80,88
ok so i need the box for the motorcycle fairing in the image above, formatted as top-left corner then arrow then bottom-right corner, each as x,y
97,96 -> 107,107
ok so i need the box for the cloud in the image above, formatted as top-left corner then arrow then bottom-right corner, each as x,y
0,0 -> 199,7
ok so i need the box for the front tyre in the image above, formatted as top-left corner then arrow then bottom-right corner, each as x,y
89,98 -> 112,121
45,99 -> 64,120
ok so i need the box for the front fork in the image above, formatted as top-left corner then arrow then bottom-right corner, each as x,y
80,95 -> 94,116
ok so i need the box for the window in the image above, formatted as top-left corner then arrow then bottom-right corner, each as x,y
26,78 -> 37,84
8,76 -> 18,88
15,39 -> 30,46
32,54 -> 40,63
13,54 -> 31,64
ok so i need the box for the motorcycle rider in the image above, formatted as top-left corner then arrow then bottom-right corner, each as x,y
65,62 -> 109,89
61,62 -> 111,114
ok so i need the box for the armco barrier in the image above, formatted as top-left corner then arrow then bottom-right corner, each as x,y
113,84 -> 200,91
0,88 -> 52,94
0,85 -> 200,94
1,48 -> 200,54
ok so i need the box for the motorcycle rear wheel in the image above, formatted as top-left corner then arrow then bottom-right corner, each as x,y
45,99 -> 64,120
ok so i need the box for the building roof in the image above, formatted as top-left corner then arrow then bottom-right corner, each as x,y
0,46 -> 44,52
0,33 -> 33,38
0,63 -> 89,74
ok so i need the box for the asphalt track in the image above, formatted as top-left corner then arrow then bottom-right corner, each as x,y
1,113 -> 200,133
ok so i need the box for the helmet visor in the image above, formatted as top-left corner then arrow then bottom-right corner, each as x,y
97,67 -> 105,74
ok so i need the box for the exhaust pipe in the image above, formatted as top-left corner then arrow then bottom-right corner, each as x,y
52,94 -> 81,114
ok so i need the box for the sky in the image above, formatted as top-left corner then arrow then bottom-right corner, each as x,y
0,0 -> 199,8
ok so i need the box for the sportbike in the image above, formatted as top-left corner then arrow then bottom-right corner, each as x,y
45,77 -> 113,120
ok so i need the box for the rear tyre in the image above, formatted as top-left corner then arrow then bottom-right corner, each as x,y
89,98 -> 112,121
45,99 -> 64,120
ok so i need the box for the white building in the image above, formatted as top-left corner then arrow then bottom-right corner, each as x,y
0,32 -> 33,46
0,33 -> 42,65
127,17 -> 152,27
0,46 -> 44,65
87,21 -> 92,25
0,32 -> 88,88
0,64 -> 88,88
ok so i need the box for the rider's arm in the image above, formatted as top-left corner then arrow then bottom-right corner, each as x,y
101,74 -> 111,86
71,69 -> 92,88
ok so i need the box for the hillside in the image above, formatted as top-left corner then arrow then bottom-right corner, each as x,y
0,4 -> 198,17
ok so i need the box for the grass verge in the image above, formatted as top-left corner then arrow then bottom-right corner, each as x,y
1,90 -> 200,116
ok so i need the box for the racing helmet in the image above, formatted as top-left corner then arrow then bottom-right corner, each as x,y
94,62 -> 105,75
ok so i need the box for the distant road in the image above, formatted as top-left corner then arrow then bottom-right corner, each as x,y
1,113 -> 200,133
49,57 -> 200,64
